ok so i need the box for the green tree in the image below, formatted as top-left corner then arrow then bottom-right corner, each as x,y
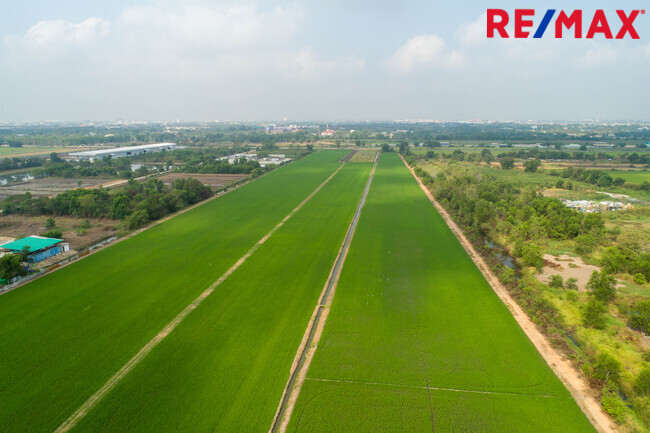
628,301 -> 650,334
127,209 -> 149,230
523,158 -> 541,172
398,141 -> 409,155
520,243 -> 543,270
0,254 -> 26,281
45,217 -> 56,229
381,143 -> 391,153
588,270 -> 617,304
582,298 -> 607,329
481,148 -> 494,164
109,194 -> 132,219
593,352 -> 621,382
499,157 -> 515,170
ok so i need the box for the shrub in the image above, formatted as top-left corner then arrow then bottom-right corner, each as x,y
635,273 -> 647,285
499,268 -> 515,285
635,368 -> 650,397
628,301 -> 650,334
41,230 -> 63,239
566,290 -> 579,302
45,217 -> 56,229
601,396 -> 626,424
549,274 -> 564,288
565,277 -> 579,290
588,270 -> 617,304
593,352 -> 621,382
583,299 -> 607,329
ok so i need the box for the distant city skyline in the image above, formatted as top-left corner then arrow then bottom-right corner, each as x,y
2,1 -> 650,122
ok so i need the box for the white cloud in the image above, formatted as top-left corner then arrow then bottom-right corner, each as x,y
387,35 -> 464,73
2,2 -> 364,82
4,17 -> 110,56
119,3 -> 301,51
274,49 -> 365,79
579,45 -> 618,67
456,13 -> 487,46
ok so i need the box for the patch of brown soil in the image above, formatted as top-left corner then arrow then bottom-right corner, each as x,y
0,215 -> 118,251
0,178 -> 114,198
537,254 -> 602,291
157,172 -> 248,188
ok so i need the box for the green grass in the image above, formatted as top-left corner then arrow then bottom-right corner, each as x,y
606,169 -> 650,184
0,150 -> 348,432
71,162 -> 373,432
289,153 -> 595,432
0,146 -> 73,158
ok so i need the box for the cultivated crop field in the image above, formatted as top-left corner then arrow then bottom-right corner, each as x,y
288,153 -> 595,432
72,162 -> 373,432
0,150 -> 598,433
0,150 -> 349,432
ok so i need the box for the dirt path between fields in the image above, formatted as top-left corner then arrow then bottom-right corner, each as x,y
306,377 -> 572,399
269,156 -> 379,433
400,155 -> 617,433
53,163 -> 346,433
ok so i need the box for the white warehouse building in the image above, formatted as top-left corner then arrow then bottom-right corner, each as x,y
68,143 -> 178,162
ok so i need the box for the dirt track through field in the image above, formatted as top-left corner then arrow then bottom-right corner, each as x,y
400,155 -> 616,433
53,163 -> 346,433
269,156 -> 379,433
306,377 -> 573,399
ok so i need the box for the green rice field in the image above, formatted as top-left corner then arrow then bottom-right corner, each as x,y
0,150 -> 597,432
288,153 -> 595,432
0,151 -> 348,432
71,162 -> 373,432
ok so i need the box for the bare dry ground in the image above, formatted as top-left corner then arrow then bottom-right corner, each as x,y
537,254 -> 602,291
157,173 -> 248,188
0,215 -> 119,250
0,178 -> 114,198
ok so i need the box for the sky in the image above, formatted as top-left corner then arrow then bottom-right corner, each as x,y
1,0 -> 650,122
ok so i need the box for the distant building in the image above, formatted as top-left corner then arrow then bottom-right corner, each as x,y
562,144 -> 582,150
68,143 -> 177,162
513,143 -> 543,148
0,236 -> 69,263
592,142 -> 613,148
439,142 -> 450,147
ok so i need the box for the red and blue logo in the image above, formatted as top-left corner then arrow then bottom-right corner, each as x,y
487,9 -> 644,39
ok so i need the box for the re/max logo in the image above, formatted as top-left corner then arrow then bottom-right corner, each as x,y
487,9 -> 645,39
